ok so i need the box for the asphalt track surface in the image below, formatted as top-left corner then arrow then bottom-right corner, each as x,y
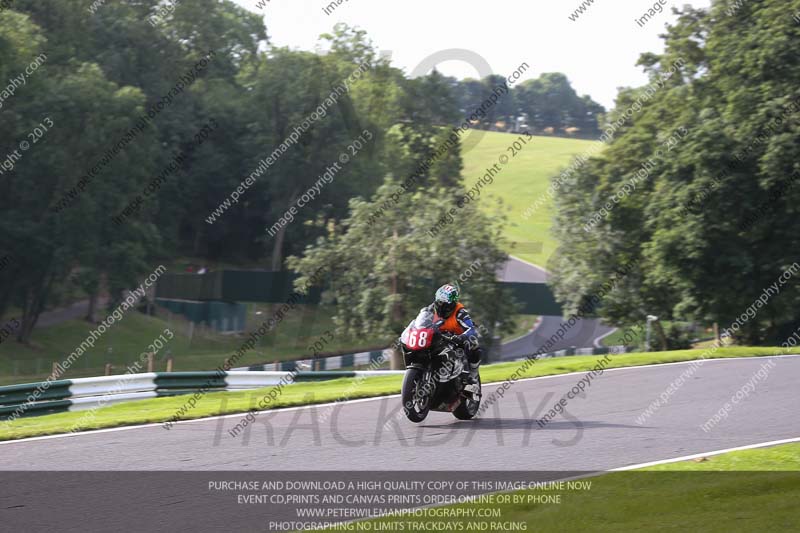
2,355 -> 797,531
497,257 -> 615,360
2,355 -> 797,471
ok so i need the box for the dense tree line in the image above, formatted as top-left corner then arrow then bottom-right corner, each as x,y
0,2 -> 545,343
448,72 -> 606,137
550,0 -> 800,346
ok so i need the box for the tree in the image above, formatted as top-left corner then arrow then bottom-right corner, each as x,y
0,8 -> 162,341
514,73 -> 605,135
286,179 -> 516,346
550,1 -> 800,345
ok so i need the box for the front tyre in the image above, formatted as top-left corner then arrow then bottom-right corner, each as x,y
453,374 -> 481,420
402,367 -> 431,423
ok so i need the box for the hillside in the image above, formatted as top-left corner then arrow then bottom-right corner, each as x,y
0,305 -> 387,385
462,131 -> 597,268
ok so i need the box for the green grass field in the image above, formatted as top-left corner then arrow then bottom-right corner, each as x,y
462,132 -> 596,267
1,346 -> 795,441
360,443 -> 800,532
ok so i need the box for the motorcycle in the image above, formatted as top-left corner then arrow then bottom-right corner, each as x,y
398,307 -> 482,423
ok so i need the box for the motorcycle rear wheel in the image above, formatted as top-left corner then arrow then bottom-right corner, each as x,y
453,374 -> 481,420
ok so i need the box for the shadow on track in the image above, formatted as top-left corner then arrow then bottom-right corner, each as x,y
422,418 -> 649,431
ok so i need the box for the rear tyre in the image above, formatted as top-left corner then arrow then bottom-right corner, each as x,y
402,367 -> 431,423
453,374 -> 481,420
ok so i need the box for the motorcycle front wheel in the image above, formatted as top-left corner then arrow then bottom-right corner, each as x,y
402,367 -> 431,423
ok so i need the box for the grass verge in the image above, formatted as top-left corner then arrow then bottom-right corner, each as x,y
359,443 -> 800,532
1,346 -> 797,442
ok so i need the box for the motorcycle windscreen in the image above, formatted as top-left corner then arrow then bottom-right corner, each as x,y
400,308 -> 435,350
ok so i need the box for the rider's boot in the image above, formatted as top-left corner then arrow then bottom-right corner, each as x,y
466,362 -> 480,386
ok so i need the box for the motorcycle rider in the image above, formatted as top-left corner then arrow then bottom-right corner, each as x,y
429,284 -> 482,386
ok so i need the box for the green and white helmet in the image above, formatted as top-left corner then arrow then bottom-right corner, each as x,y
434,284 -> 460,317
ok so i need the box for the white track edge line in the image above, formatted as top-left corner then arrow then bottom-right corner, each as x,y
593,327 -> 618,348
507,255 -> 548,275
610,436 -> 800,471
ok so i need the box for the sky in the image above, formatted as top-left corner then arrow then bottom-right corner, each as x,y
232,0 -> 712,109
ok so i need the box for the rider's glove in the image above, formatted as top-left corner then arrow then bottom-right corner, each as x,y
450,334 -> 466,347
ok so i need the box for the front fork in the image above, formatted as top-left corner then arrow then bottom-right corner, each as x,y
408,365 -> 435,407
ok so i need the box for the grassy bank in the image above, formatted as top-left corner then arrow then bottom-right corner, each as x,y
0,304 -> 388,386
501,314 -> 539,341
462,132 -> 596,267
1,346 -> 796,441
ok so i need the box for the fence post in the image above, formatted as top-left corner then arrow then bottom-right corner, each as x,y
166,357 -> 174,373
147,353 -> 155,372
104,363 -> 113,376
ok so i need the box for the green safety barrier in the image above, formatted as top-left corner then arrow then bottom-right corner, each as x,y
0,380 -> 72,406
153,372 -> 227,391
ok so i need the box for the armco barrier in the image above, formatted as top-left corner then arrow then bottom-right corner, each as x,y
237,349 -> 391,372
0,379 -> 72,406
0,370 -> 402,421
